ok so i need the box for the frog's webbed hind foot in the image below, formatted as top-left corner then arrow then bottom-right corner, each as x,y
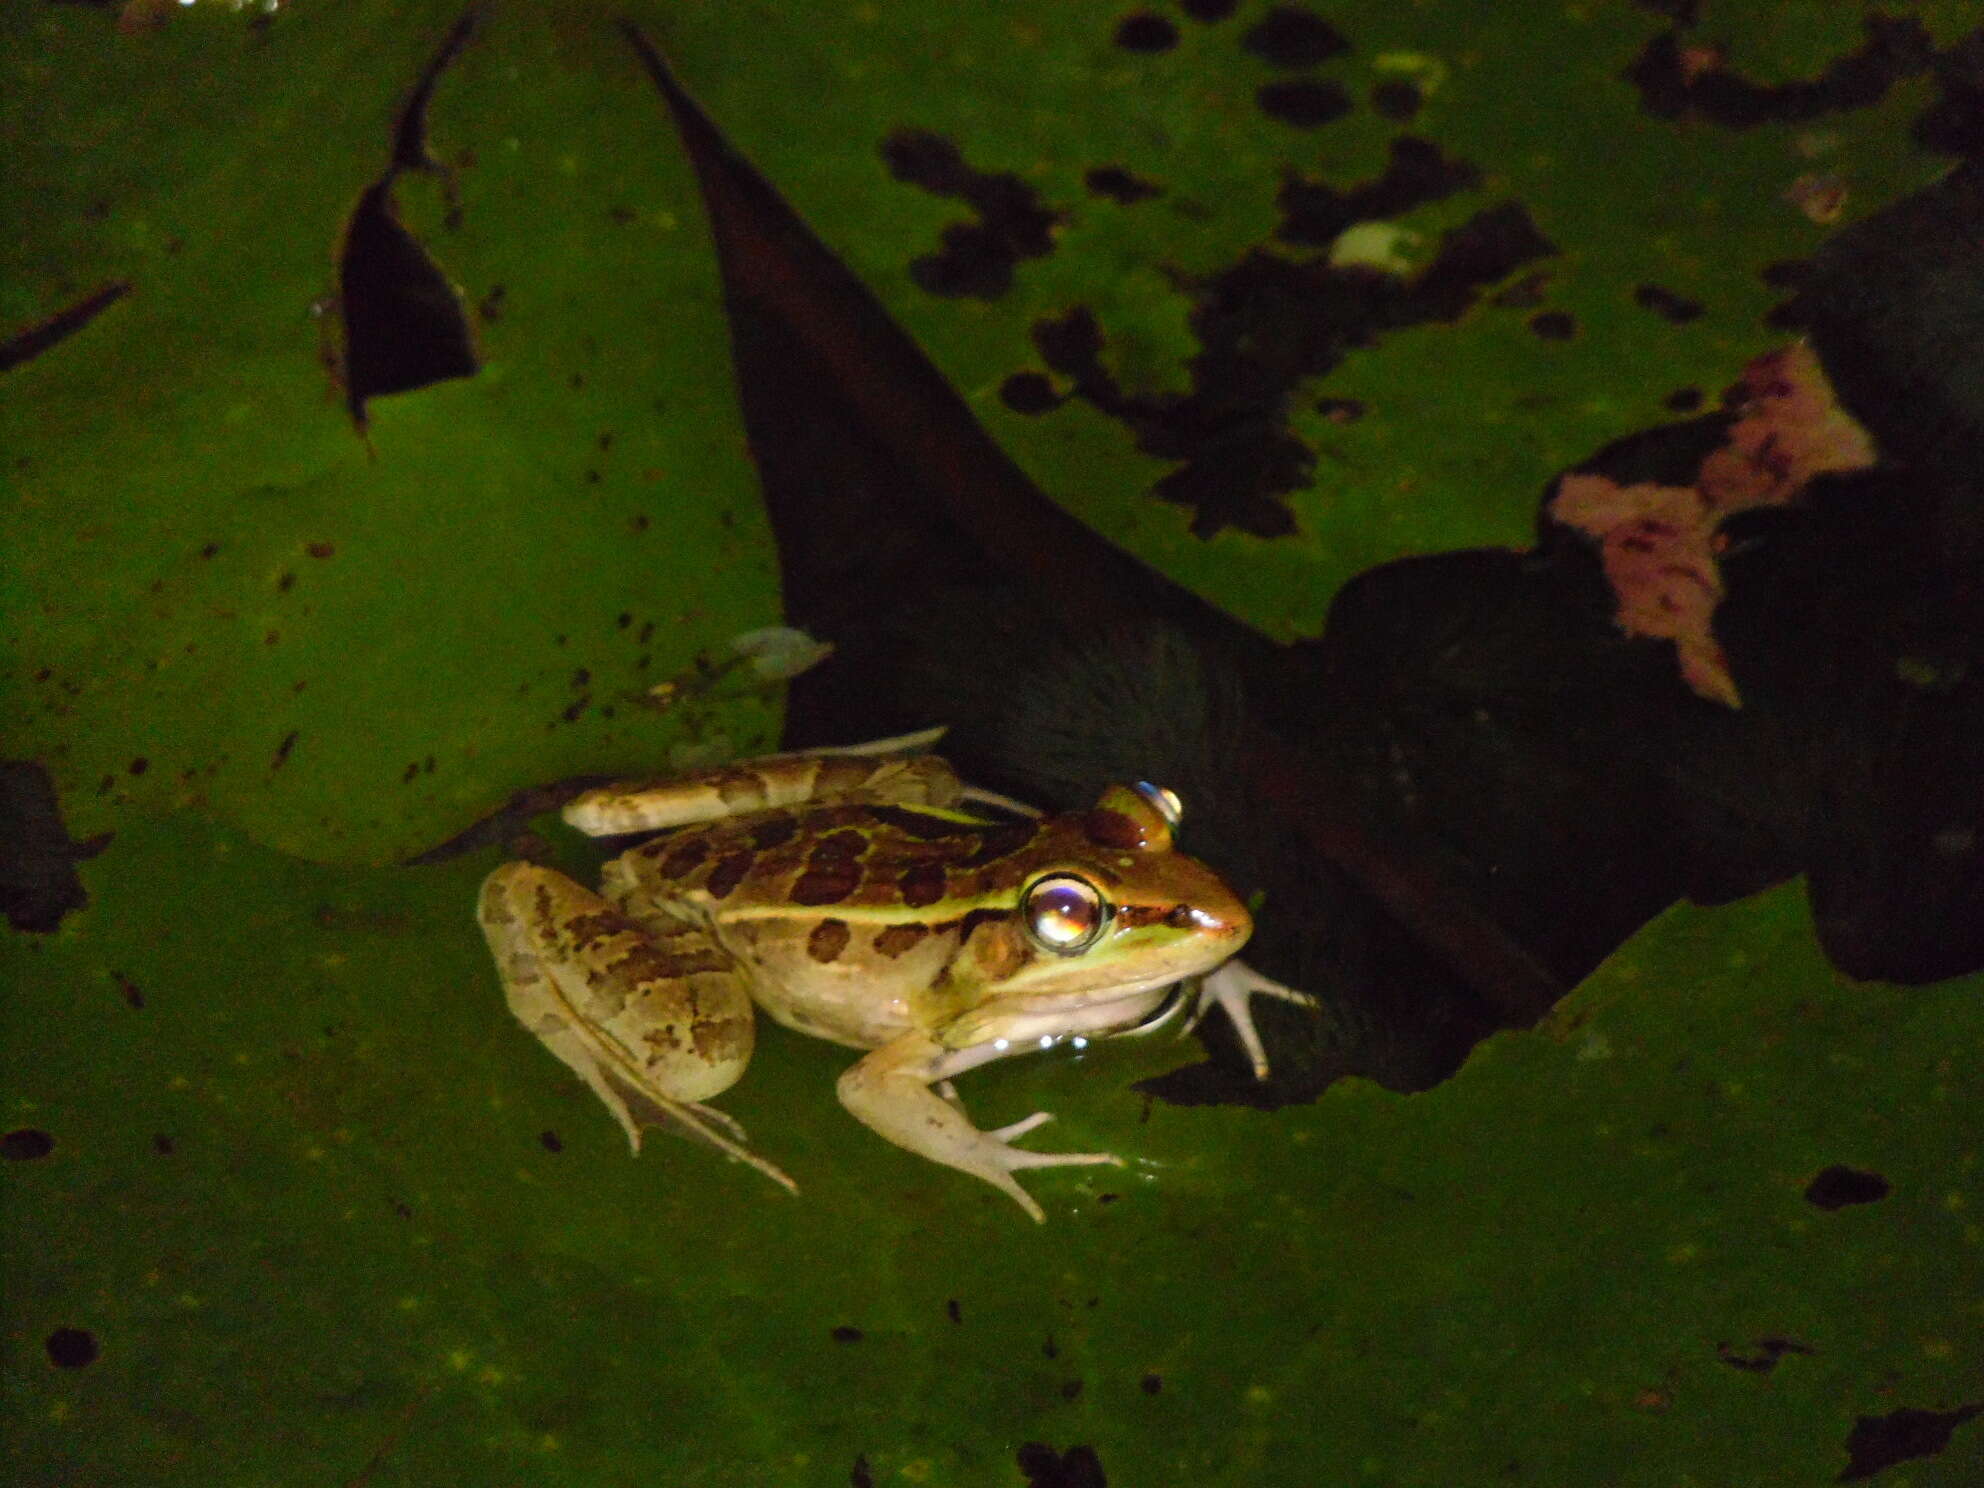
601,1070 -> 799,1196
838,1036 -> 1122,1223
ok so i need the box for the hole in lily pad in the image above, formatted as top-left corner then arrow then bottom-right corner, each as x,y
1256,78 -> 1352,128
1243,7 -> 1349,67
1016,1442 -> 1107,1488
337,181 -> 478,424
335,10 -> 481,426
45,1327 -> 98,1368
1113,12 -> 1178,53
2,1129 -> 54,1161
1804,1164 -> 1890,1209
1840,1402 -> 1983,1481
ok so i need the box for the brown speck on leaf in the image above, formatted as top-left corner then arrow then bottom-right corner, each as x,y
630,513 -> 651,533
277,572 -> 296,593
272,729 -> 300,770
1084,166 -> 1162,205
306,541 -> 335,559
1784,172 -> 1847,225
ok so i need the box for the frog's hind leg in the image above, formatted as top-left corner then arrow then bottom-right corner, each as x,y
562,742 -> 965,836
477,863 -> 796,1195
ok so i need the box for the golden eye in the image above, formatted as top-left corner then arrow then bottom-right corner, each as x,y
1021,875 -> 1107,954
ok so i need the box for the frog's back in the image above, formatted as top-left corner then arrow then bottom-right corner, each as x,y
611,803 -> 1040,919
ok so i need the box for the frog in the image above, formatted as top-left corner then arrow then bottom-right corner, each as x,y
477,740 -> 1308,1221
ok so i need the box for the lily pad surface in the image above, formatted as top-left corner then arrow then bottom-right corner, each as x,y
3,0 -> 779,865
5,818 -> 1980,1484
650,0 -> 1975,636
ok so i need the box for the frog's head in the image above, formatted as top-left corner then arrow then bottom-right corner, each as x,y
954,782 -> 1252,1019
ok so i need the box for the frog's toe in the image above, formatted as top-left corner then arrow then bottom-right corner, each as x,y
1192,958 -> 1318,1080
986,1111 -> 1053,1144
967,1118 -> 1123,1222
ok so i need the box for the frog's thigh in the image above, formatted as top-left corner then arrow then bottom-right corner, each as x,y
478,863 -> 755,1136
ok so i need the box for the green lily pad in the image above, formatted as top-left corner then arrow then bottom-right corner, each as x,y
649,0 -> 1970,636
5,815 -> 1978,1483
3,0 -> 780,864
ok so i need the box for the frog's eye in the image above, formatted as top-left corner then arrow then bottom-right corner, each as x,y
1021,875 -> 1108,955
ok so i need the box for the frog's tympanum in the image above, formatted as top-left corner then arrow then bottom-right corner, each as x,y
478,745 -> 1297,1220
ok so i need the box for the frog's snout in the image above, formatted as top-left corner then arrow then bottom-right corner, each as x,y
1171,889 -> 1252,951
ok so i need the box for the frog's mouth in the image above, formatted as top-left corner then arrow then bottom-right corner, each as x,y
1117,980 -> 1195,1038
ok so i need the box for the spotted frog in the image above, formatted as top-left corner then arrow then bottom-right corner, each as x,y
478,743 -> 1303,1220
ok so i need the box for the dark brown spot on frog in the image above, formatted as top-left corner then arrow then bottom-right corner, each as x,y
874,922 -> 931,958
955,822 -> 1037,868
652,944 -> 730,979
899,863 -> 947,909
1084,807 -> 1151,851
660,837 -> 710,878
643,1024 -> 684,1054
811,828 -> 868,860
969,916 -> 1028,980
808,918 -> 851,963
705,851 -> 755,900
692,1014 -> 748,1062
748,815 -> 800,851
791,862 -> 862,907
564,910 -> 627,949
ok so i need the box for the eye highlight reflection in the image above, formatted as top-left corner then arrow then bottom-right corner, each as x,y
1021,874 -> 1107,954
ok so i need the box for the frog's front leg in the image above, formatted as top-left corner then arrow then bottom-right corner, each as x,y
836,1033 -> 1120,1224
1186,958 -> 1319,1080
477,863 -> 796,1195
